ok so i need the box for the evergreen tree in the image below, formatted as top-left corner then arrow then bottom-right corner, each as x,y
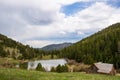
56,64 -> 68,73
0,46 -> 7,57
62,64 -> 68,72
36,63 -> 45,71
19,62 -> 28,69
50,67 -> 56,72
118,41 -> 120,53
56,64 -> 62,73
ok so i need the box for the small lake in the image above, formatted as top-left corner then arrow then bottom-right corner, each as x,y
28,59 -> 67,71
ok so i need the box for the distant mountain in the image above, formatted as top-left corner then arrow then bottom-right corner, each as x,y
60,23 -> 120,69
41,43 -> 72,51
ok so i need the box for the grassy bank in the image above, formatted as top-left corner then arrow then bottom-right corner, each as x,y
0,68 -> 120,80
0,58 -> 19,68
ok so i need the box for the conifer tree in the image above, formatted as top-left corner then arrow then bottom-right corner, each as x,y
56,64 -> 62,73
36,63 -> 45,71
50,67 -> 56,72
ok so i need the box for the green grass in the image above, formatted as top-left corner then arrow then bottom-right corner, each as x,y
0,68 -> 120,80
0,58 -> 19,64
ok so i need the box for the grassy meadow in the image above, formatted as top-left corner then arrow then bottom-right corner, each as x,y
0,68 -> 120,80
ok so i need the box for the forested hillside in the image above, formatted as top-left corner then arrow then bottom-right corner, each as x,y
0,34 -> 60,60
0,34 -> 36,59
60,23 -> 120,69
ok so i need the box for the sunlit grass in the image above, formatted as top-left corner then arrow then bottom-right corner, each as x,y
0,58 -> 19,64
0,68 -> 120,80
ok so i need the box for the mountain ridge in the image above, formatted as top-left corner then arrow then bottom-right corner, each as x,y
41,43 -> 72,51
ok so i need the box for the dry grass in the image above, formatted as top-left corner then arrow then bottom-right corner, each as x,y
68,63 -> 90,72
0,58 -> 19,68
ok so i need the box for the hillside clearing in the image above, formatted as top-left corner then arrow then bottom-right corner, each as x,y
0,68 -> 120,80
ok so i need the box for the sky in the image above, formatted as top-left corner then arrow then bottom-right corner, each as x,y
0,0 -> 120,48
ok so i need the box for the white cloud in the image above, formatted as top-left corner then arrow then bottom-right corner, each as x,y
77,31 -> 85,35
0,0 -> 85,11
24,39 -> 75,48
0,1 -> 120,48
24,40 -> 55,48
53,2 -> 120,34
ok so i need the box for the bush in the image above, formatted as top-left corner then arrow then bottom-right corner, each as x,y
56,64 -> 68,73
62,64 -> 68,72
50,67 -> 56,72
56,64 -> 62,73
36,63 -> 45,71
19,62 -> 28,69
73,63 -> 90,72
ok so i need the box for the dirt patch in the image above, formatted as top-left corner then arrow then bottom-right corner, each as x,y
116,74 -> 120,76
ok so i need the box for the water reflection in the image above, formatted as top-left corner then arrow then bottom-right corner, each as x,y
28,59 -> 67,71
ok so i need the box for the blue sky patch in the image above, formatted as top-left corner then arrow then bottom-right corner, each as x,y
61,2 -> 93,16
106,0 -> 120,8
61,0 -> 120,16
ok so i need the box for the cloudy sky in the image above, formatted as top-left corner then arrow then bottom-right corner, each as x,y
0,0 -> 120,48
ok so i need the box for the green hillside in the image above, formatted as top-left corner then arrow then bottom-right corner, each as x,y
0,34 -> 59,60
60,23 -> 120,69
0,34 -> 36,59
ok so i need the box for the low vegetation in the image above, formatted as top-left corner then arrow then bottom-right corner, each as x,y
55,64 -> 68,73
0,68 -> 120,80
0,58 -> 19,68
36,63 -> 45,71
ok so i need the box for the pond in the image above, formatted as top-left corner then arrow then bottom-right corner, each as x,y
28,59 -> 67,71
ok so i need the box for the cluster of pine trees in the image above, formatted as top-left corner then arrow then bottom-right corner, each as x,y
52,64 -> 68,73
36,63 -> 45,71
36,63 -> 68,73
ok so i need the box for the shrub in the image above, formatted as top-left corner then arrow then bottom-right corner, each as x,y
73,63 -> 90,72
63,64 -> 68,72
50,67 -> 56,72
19,62 -> 28,69
56,64 -> 62,73
56,64 -> 68,73
36,63 -> 45,71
